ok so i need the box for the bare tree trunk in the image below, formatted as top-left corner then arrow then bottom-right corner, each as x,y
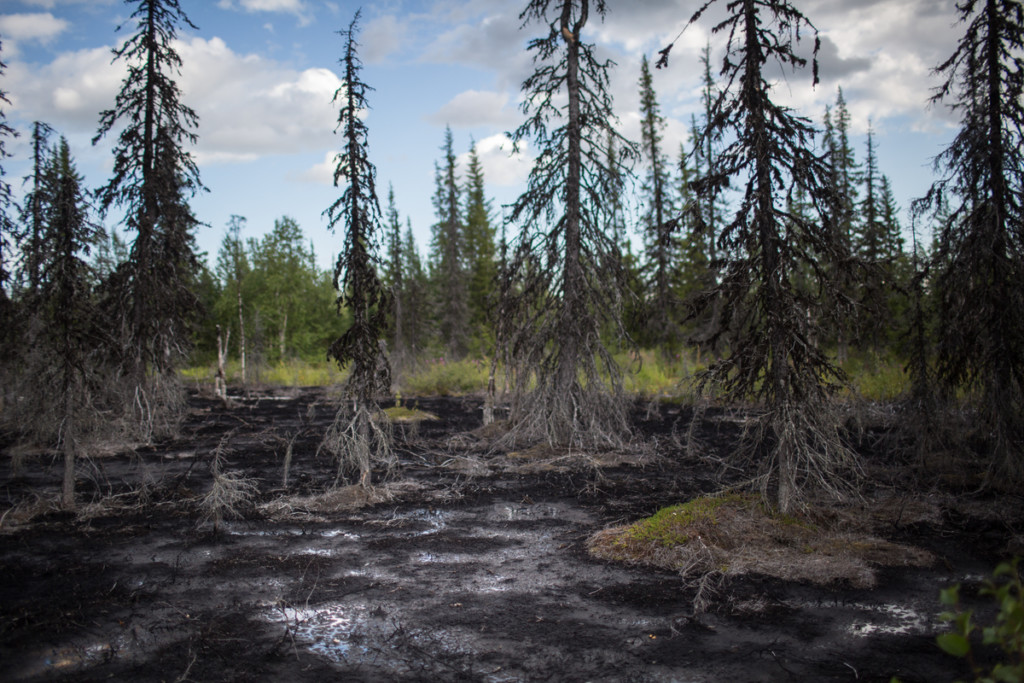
357,399 -> 371,488
215,324 -> 230,407
237,280 -> 246,388
552,0 -> 585,445
484,354 -> 498,426
278,310 -> 287,360
61,397 -> 75,510
745,0 -> 791,513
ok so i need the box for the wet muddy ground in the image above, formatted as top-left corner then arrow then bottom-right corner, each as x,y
0,387 -> 1019,681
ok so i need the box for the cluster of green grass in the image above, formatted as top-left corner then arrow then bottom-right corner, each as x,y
838,351 -> 910,401
181,347 -> 913,401
396,358 -> 490,396
180,358 -> 348,388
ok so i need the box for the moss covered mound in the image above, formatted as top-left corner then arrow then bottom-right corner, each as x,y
588,493 -> 933,589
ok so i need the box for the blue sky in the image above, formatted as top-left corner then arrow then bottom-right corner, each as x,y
1,0 -> 961,272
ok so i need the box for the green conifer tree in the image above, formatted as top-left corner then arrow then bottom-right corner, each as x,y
384,184 -> 406,362
638,54 -> 680,355
430,126 -> 468,359
31,138 -> 106,508
463,141 -> 497,352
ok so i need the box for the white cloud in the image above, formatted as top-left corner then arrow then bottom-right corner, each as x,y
239,0 -> 304,10
20,0 -> 116,8
0,12 -> 69,55
175,37 -> 343,161
421,12 -> 532,88
5,35 -> 345,166
428,89 -> 516,129
218,0 -> 312,25
4,44 -> 124,129
462,134 -> 532,188
298,150 -> 336,185
361,14 -> 408,64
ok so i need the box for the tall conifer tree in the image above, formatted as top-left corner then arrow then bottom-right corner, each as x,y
400,220 -> 429,356
463,141 -> 497,350
21,122 -> 55,294
827,87 -> 859,360
384,184 -> 406,361
0,39 -> 19,340
39,139 -> 105,507
506,0 -> 637,449
638,54 -> 679,355
857,123 -> 889,349
918,0 -> 1024,480
92,0 -> 204,437
321,10 -> 393,487
663,0 -> 857,512
430,126 -> 468,358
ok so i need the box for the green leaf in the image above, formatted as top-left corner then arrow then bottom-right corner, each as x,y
937,633 -> 971,657
993,562 -> 1015,579
941,585 -> 961,606
991,663 -> 1023,683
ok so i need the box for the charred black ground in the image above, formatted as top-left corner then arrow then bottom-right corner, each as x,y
0,387 -> 1019,682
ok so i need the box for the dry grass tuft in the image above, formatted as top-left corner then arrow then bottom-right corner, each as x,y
384,404 -> 437,442
504,441 -> 657,475
198,434 -> 258,533
319,401 -> 395,487
383,406 -> 438,423
0,495 -> 60,533
259,484 -> 395,521
588,492 -> 934,609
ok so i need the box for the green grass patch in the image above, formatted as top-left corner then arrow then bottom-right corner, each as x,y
182,346 -> 914,402
180,358 -> 348,387
383,405 -> 438,423
616,348 -> 711,401
399,358 -> 489,396
838,351 -> 910,401
618,493 -> 757,548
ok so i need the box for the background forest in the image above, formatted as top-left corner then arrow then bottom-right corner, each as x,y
0,0 -> 1021,512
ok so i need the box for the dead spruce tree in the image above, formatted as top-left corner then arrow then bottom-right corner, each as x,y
92,0 -> 204,441
0,39 -> 19,373
503,0 -> 638,451
320,11 -> 393,488
660,0 -> 858,513
916,0 -> 1024,482
29,138 -> 106,509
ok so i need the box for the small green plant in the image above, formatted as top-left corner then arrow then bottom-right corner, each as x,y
937,557 -> 1024,682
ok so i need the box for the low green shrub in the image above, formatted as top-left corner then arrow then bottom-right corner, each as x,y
937,557 -> 1023,682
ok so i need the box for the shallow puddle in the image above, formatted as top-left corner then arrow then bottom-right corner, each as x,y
845,602 -> 936,637
265,603 -> 369,662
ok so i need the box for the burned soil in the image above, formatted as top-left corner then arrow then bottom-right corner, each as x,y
1,387 -> 1020,682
